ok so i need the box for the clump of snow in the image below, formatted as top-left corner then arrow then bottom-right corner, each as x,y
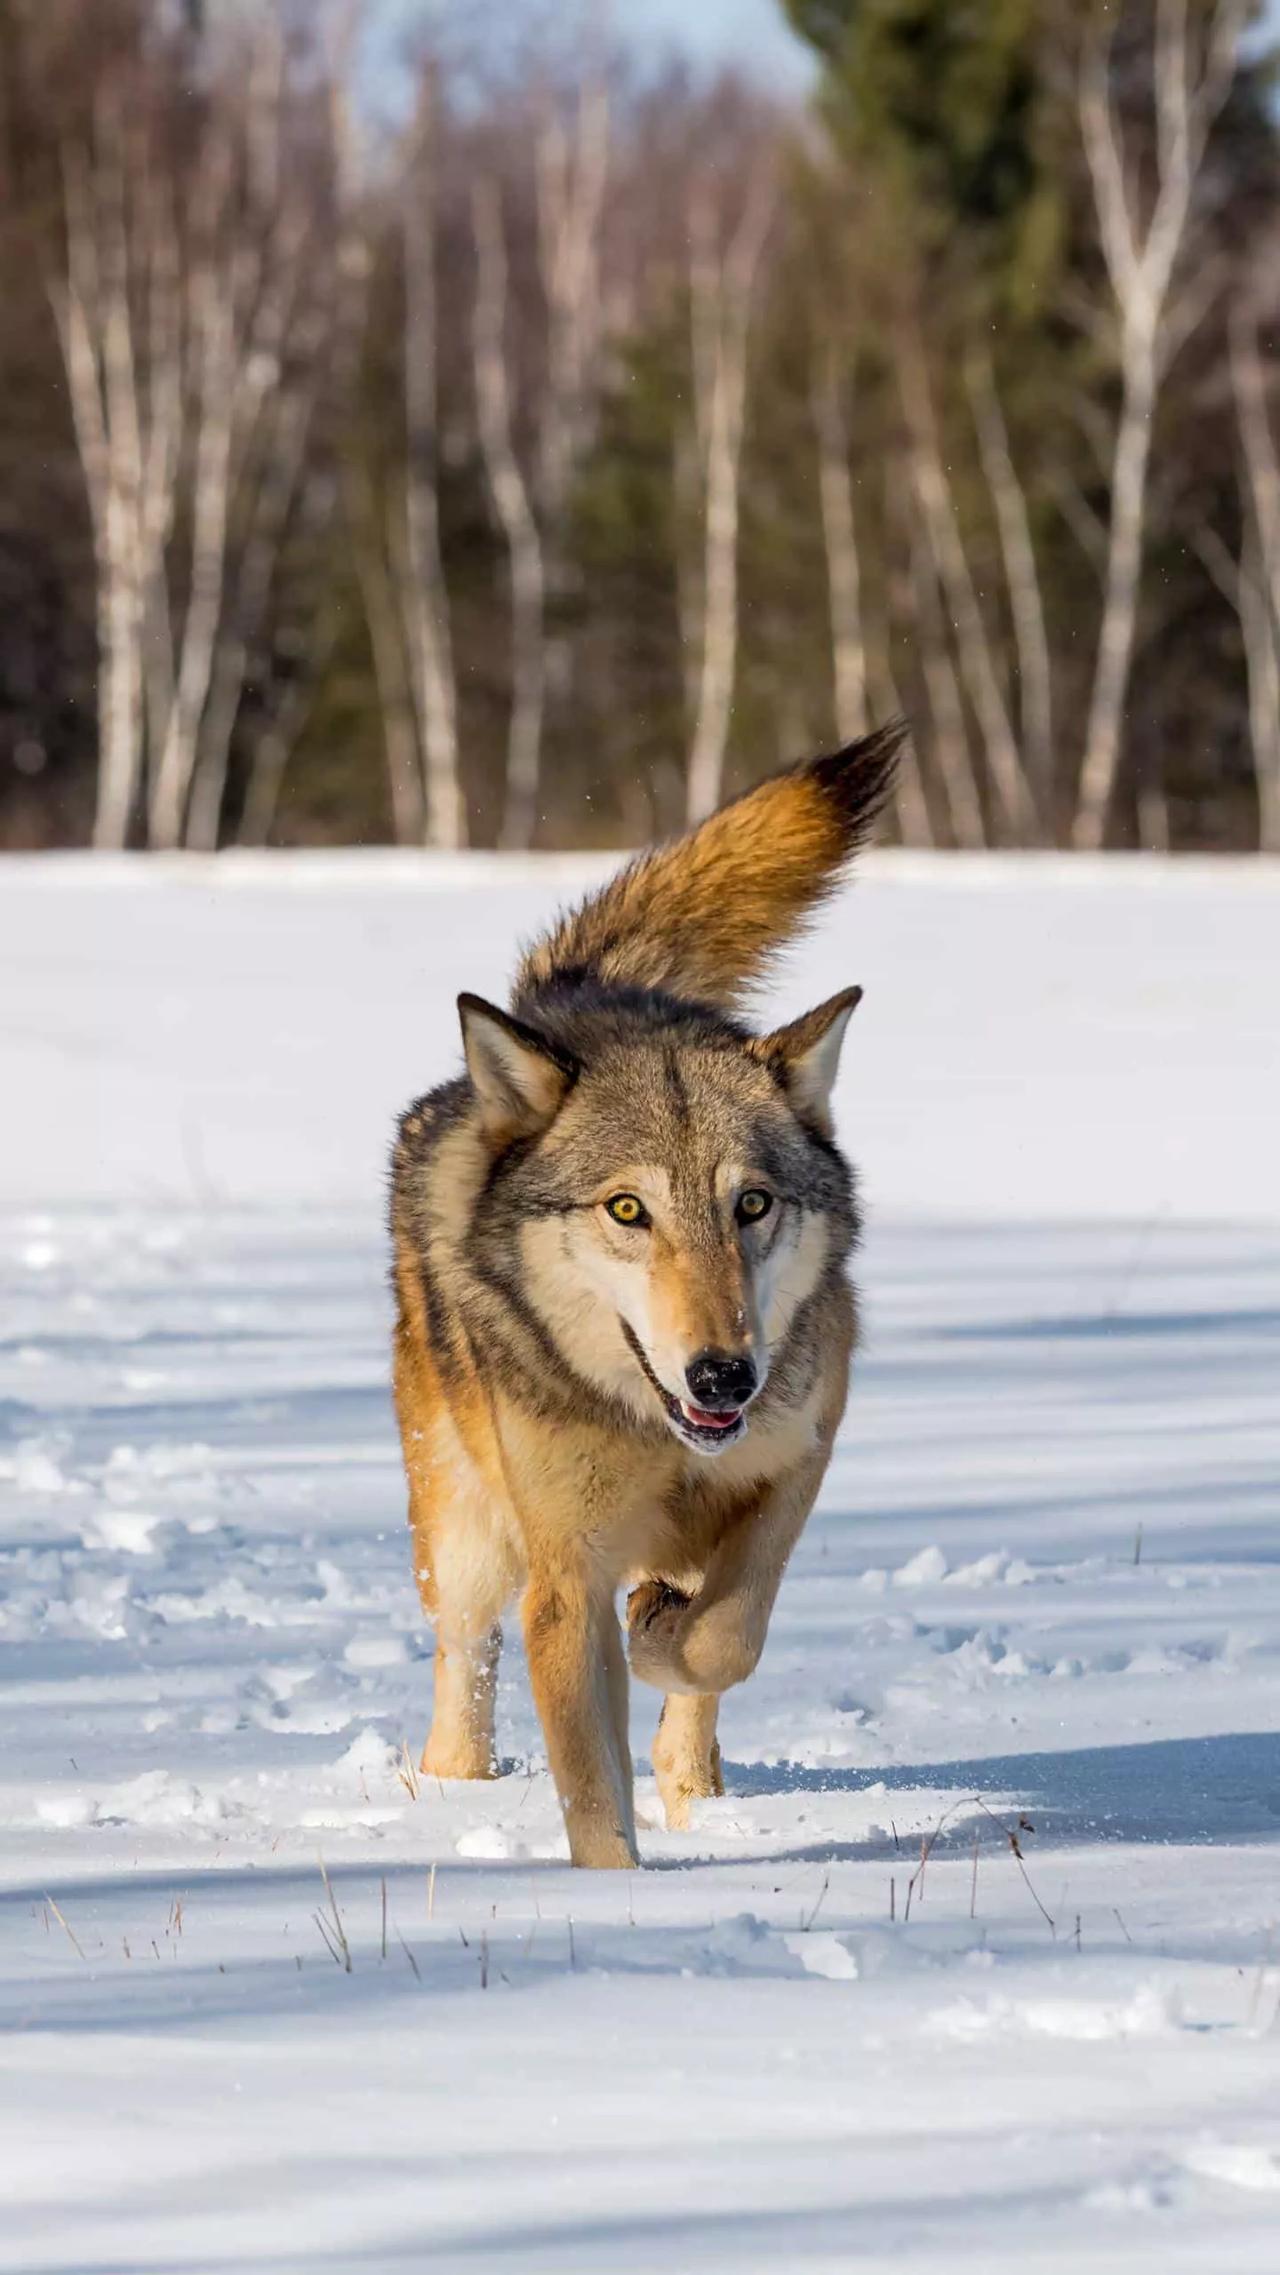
1182,2142 -> 1280,2192
2,1436 -> 73,1494
784,1932 -> 860,1980
333,1727 -> 400,1795
928,1982 -> 1182,2043
946,1549 -> 1035,1588
454,1825 -> 542,1862
80,1507 -> 168,1555
892,1544 -> 948,1587
343,1634 -> 409,1669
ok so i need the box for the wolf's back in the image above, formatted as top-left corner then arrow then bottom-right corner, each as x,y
516,723 -> 905,1013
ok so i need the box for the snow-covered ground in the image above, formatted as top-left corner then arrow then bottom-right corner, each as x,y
2,852 -> 1278,2273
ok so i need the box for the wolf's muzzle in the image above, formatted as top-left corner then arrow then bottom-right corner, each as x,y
684,1349 -> 758,1412
620,1320 -> 751,1455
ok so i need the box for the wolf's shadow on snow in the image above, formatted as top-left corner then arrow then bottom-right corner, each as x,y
710,1726 -> 1280,1862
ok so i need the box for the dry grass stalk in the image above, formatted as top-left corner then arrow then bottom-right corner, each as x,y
316,1859 -> 352,1972
800,1874 -> 830,1933
970,1796 -> 1057,1938
44,1894 -> 86,1961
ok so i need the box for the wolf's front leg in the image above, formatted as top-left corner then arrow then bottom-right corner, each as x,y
523,1563 -> 638,1868
628,1453 -> 827,1701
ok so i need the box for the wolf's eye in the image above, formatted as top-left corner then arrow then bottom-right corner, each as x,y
606,1193 -> 648,1227
737,1188 -> 773,1224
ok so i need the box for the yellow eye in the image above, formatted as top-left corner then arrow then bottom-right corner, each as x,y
737,1188 -> 773,1223
606,1192 -> 647,1226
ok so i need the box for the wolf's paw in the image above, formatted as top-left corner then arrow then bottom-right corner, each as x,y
420,1738 -> 499,1781
652,1737 -> 725,1830
626,1580 -> 690,1690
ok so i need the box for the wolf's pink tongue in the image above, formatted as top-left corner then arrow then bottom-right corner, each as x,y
683,1404 -> 739,1430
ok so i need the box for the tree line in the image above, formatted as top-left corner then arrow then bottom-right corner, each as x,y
1,0 -> 1277,853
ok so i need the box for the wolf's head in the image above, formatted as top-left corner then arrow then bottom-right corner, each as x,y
458,986 -> 860,1455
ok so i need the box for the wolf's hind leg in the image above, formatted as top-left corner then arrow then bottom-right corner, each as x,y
652,1693 -> 723,1831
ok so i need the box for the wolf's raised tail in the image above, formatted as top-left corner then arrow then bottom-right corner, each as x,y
515,722 -> 905,1014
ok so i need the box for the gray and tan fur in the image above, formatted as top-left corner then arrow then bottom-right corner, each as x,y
390,724 -> 904,1866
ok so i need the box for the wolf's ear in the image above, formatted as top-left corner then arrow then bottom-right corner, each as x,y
751,985 -> 863,1134
458,993 -> 577,1144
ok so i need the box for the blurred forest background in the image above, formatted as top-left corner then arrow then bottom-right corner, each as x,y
2,0 -> 1279,854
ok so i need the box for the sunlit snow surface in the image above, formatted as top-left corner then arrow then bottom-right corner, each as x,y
1,855 -> 1278,2273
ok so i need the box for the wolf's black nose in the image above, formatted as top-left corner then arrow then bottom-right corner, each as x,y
685,1350 -> 757,1411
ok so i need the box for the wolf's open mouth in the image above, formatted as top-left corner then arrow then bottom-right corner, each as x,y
619,1321 -> 747,1454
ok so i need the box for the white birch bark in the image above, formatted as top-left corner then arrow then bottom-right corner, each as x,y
1226,308 -> 1280,852
328,61 -> 425,845
1073,0 -> 1246,849
155,38 -> 314,851
909,504 -> 985,849
685,163 -> 774,826
899,328 -> 1035,844
536,78 -> 609,532
472,175 -> 547,852
966,351 -> 1055,832
402,77 -> 464,850
810,340 -> 868,743
54,33 -> 324,854
52,115 -> 155,849
812,339 -> 932,846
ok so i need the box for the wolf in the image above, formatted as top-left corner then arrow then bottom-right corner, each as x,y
389,722 -> 903,1867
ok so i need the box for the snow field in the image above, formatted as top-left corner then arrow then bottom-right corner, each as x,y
1,853 -> 1278,2271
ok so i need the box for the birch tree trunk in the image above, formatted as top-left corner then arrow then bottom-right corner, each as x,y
899,327 -> 1036,844
810,340 -> 867,744
966,351 -> 1055,832
909,506 -> 985,849
812,340 -> 932,845
472,175 -> 547,851
402,76 -> 464,850
52,115 -> 159,849
156,37 -> 316,851
684,164 -> 774,826
328,62 -> 425,846
54,34 -> 326,854
185,326 -> 320,851
534,78 -> 609,729
1227,307 -> 1280,852
1073,0 -> 1246,849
